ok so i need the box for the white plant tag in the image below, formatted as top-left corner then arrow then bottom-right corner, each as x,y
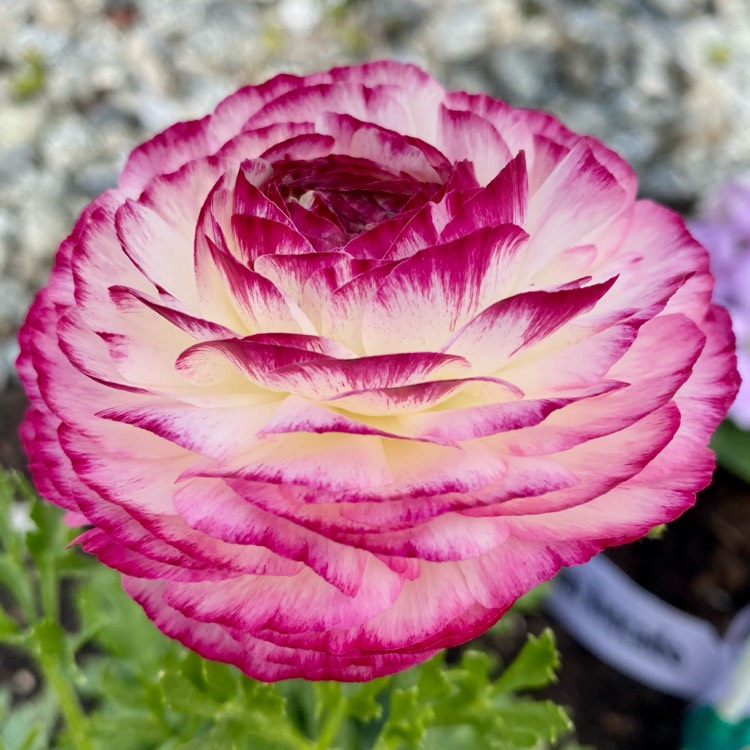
547,555 -> 723,700
700,605 -> 750,719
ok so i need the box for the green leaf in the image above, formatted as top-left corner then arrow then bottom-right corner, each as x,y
159,664 -> 224,718
414,651 -> 449,698
0,471 -> 28,555
0,689 -> 58,750
378,686 -> 432,749
279,680 -> 318,739
711,419 -> 750,484
0,556 -> 36,627
510,583 -> 552,616
346,679 -> 388,722
200,659 -> 240,704
492,630 -> 559,696
26,495 -> 69,564
157,724 -> 237,750
79,711 -> 168,750
494,700 -> 572,745
0,473 -> 39,626
76,565 -> 169,668
239,677 -> 289,718
0,604 -> 20,638
647,524 -> 667,540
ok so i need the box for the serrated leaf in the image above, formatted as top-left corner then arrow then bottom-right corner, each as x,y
231,727 -> 303,750
239,678 -> 288,717
346,679 -> 388,722
81,712 -> 167,750
421,725 -> 481,750
492,630 -> 559,696
378,686 -> 432,749
415,651 -> 449,698
159,666 -> 222,717
83,660 -> 154,712
159,724 -> 237,750
457,649 -> 493,689
200,659 -> 240,704
314,681 -> 342,722
494,700 -> 572,744
426,650 -> 494,726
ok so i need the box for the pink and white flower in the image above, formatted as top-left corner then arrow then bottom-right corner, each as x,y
18,61 -> 738,681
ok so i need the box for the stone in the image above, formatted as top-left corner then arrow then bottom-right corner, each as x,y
0,100 -> 49,152
277,0 -> 322,36
40,112 -> 95,173
428,2 -> 490,62
0,280 -> 31,335
490,43 -> 553,104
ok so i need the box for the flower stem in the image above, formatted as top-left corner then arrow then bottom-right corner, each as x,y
315,693 -> 347,750
33,549 -> 92,750
36,634 -> 93,750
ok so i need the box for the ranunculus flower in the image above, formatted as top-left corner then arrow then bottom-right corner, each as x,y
689,178 -> 750,428
18,61 -> 738,681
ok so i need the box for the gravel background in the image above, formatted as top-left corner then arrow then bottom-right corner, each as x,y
2,0 -> 750,387
2,1 -> 750,746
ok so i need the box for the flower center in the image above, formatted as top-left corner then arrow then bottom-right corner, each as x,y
263,155 -> 443,240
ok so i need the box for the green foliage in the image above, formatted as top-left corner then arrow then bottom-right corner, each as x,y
372,644 -> 571,750
0,469 -> 580,749
646,524 -> 667,540
10,49 -> 47,99
711,419 -> 750,485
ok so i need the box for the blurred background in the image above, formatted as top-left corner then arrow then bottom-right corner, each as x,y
1,1 -> 750,748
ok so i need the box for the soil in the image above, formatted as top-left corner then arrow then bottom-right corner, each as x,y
0,388 -> 27,472
1,385 -> 749,750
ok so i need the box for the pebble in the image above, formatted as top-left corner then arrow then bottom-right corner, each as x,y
427,3 -> 490,61
277,0 -> 322,36
0,100 -> 49,152
490,44 -> 553,104
0,279 -> 31,337
1,0 -> 750,378
11,669 -> 37,698
40,112 -> 95,173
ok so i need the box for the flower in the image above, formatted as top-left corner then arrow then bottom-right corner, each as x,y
18,61 -> 738,681
689,178 -> 750,429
